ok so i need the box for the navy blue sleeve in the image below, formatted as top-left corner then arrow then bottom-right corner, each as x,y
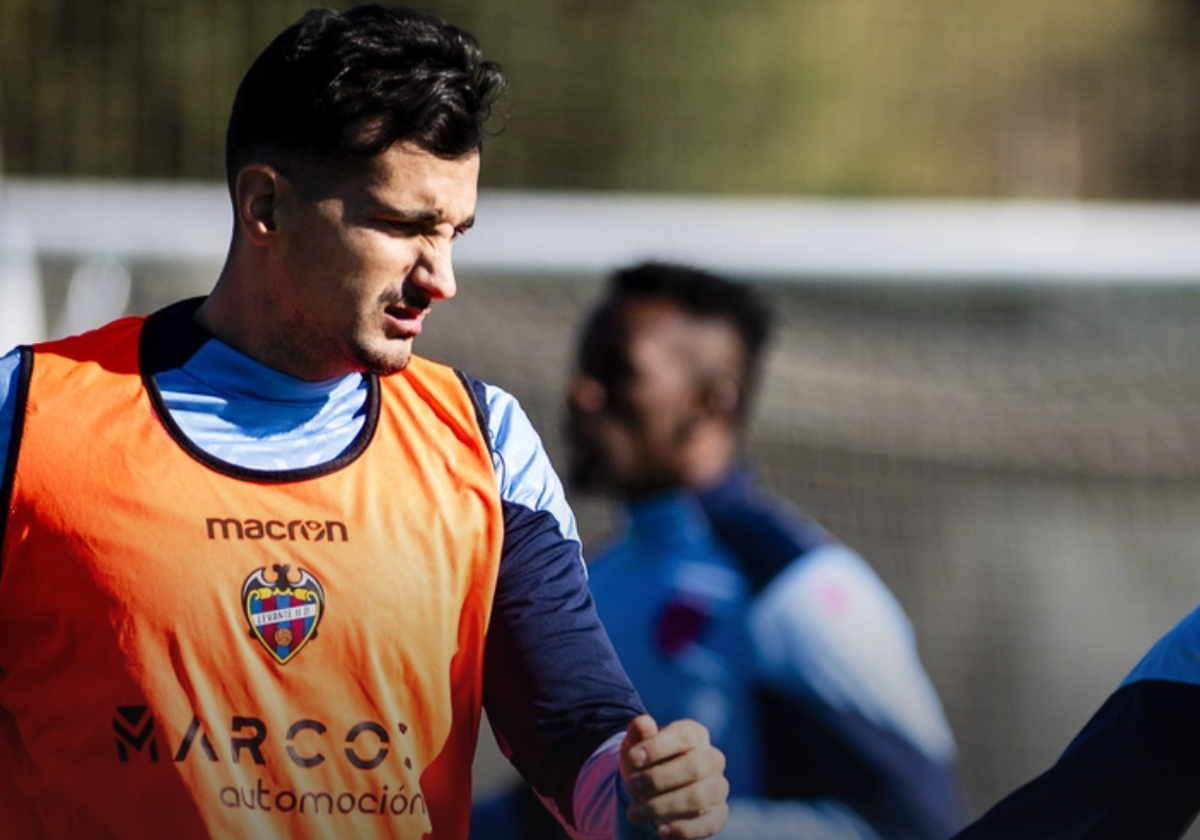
953,679 -> 1200,840
465,376 -> 645,829
0,347 -> 25,485
0,347 -> 30,559
483,501 -> 644,828
956,602 -> 1200,840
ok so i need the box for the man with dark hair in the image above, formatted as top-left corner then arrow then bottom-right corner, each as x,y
0,10 -> 727,840
474,261 -> 967,840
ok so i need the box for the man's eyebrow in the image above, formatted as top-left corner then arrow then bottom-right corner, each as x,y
366,200 -> 474,229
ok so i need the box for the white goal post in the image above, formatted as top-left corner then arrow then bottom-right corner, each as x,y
5,179 -> 1200,285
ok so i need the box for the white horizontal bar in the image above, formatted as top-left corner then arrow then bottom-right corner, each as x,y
5,179 -> 1200,284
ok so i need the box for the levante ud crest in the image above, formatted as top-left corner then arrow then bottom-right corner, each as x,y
242,564 -> 325,665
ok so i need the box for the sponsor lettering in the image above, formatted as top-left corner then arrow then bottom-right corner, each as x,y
206,518 -> 348,542
113,709 -> 425,824
112,706 -> 157,762
251,604 -> 319,627
217,780 -> 426,817
113,712 -> 404,772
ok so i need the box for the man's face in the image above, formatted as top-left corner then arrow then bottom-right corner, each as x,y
566,299 -> 705,499
264,141 -> 480,380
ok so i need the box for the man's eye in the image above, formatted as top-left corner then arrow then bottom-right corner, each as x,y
386,220 -> 424,234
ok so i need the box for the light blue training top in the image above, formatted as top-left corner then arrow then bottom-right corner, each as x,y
0,335 -> 578,547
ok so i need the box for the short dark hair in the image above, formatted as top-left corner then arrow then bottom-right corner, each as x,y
583,261 -> 774,423
224,5 -> 506,192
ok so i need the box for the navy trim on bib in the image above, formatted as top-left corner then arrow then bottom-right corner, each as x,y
138,298 -> 381,484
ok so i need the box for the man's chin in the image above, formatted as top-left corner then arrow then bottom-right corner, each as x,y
366,359 -> 411,377
355,342 -> 414,376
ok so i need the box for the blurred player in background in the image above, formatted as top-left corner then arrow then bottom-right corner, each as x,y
473,261 -> 967,840
0,8 -> 728,840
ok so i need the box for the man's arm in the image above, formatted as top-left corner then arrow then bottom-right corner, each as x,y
471,377 -> 640,827
471,379 -> 727,839
0,347 -> 24,482
0,347 -> 27,555
482,491 -> 642,829
953,604 -> 1200,840
744,544 -> 966,840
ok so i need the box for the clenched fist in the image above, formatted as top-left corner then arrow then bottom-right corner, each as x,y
620,715 -> 729,839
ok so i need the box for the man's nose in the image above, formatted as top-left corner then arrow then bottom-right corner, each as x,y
412,241 -> 458,302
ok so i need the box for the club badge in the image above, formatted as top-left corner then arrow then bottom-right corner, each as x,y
242,564 -> 325,665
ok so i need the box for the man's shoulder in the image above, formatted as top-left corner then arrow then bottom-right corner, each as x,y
1123,602 -> 1200,690
420,365 -> 518,426
749,541 -> 958,760
400,355 -> 480,394
394,362 -> 520,449
698,473 -> 834,594
31,315 -> 145,360
434,371 -> 537,453
439,371 -> 581,546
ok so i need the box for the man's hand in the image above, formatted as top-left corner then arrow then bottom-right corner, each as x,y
620,714 -> 729,839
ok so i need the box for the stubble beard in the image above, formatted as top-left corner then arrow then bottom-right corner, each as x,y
350,333 -> 414,377
268,321 -> 412,380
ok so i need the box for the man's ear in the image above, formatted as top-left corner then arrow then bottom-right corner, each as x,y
234,165 -> 282,244
699,373 -> 742,424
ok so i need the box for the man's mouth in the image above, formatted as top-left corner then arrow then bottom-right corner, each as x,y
384,304 -> 426,336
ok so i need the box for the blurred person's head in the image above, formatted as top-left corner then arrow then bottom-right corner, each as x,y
202,5 -> 506,381
566,262 -> 773,501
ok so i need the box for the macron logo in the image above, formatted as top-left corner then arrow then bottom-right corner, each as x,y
206,518 -> 349,542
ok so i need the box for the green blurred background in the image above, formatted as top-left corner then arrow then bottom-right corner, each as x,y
5,0 -> 1200,198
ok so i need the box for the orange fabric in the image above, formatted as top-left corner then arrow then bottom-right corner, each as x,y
0,317 -> 504,840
